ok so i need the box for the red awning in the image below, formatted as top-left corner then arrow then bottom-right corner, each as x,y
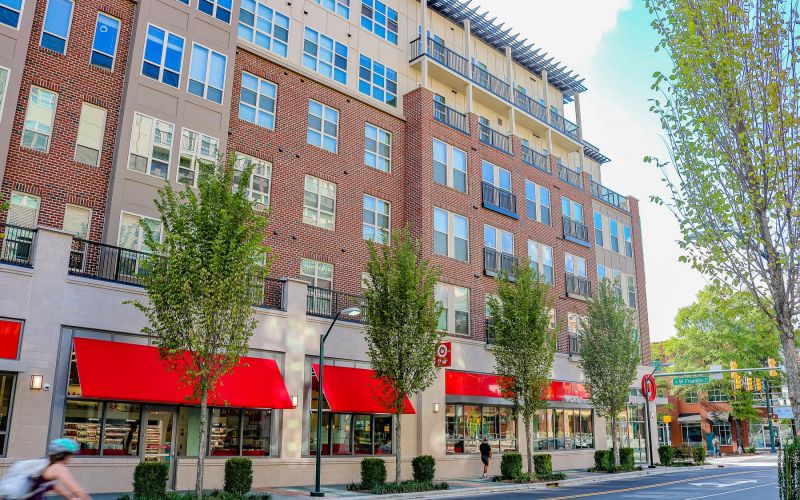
312,364 -> 415,414
73,338 -> 293,409
546,380 -> 589,402
0,320 -> 21,360
445,370 -> 588,402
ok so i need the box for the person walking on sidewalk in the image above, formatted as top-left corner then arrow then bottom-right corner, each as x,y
479,438 -> 492,479
712,435 -> 721,458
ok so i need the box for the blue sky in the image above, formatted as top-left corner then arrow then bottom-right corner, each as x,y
476,0 -> 707,341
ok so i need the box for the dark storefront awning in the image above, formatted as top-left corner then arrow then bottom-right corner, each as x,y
312,364 -> 415,414
678,413 -> 702,423
708,411 -> 730,423
73,337 -> 293,409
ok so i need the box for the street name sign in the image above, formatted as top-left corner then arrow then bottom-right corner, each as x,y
672,376 -> 710,386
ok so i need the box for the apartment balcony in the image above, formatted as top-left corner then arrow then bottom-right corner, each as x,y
590,180 -> 630,212
433,100 -> 469,135
479,123 -> 513,155
569,333 -> 581,356
521,144 -> 550,174
306,286 -> 365,323
472,64 -> 510,100
0,223 -> 36,266
513,88 -> 547,123
482,181 -> 518,219
410,36 -> 470,78
562,216 -> 590,247
549,109 -> 580,141
484,247 -> 518,278
558,163 -> 583,189
566,273 -> 592,299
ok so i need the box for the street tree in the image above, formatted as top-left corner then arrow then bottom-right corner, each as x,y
579,279 -> 640,468
647,0 -> 800,430
130,158 -> 270,498
362,228 -> 443,483
488,259 -> 555,475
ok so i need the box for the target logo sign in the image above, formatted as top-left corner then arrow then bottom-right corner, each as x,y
435,342 -> 451,367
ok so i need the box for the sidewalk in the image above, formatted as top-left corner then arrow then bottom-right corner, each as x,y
707,452 -> 778,467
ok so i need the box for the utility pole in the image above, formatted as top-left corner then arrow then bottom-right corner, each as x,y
765,377 -> 776,453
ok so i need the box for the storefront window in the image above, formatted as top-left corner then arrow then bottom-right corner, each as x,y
242,409 -> 270,456
354,414 -> 372,454
102,403 -> 141,456
0,373 -> 16,455
210,408 -> 241,456
536,408 -> 594,451
711,421 -> 731,445
63,400 -> 103,455
446,404 -> 517,454
681,422 -> 703,446
331,414 -> 353,455
374,416 -> 392,455
309,412 -> 392,456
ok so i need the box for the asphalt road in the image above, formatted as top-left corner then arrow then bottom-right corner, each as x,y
469,466 -> 778,500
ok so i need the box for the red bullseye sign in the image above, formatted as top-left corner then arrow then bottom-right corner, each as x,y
641,373 -> 657,401
435,342 -> 451,367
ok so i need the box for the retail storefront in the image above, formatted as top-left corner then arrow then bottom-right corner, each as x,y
0,319 -> 21,456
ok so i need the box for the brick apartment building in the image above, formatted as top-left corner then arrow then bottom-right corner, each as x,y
0,0 -> 655,492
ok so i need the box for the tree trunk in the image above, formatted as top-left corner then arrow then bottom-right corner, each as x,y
395,413 -> 402,483
611,416 -> 620,469
196,388 -> 209,499
777,324 -> 800,436
524,415 -> 533,475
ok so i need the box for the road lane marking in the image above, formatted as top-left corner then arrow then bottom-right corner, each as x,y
688,479 -> 757,487
683,483 -> 777,500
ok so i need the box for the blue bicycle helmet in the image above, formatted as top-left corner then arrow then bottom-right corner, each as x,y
49,438 -> 80,455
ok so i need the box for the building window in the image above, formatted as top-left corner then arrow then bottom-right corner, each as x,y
612,270 -> 623,301
188,44 -> 226,104
63,400 -> 141,456
684,390 -> 699,404
484,225 -> 513,255
302,27 -> 347,84
567,313 -> 582,334
238,72 -> 276,129
681,422 -> 703,446
446,404 -> 515,454
360,0 -> 398,44
0,67 -> 8,117
91,13 -> 120,70
711,421 -> 732,445
363,195 -> 390,244
127,112 -> 174,180
524,180 -> 551,225
564,253 -> 587,278
534,408 -> 594,451
609,218 -> 619,253
142,25 -> 184,88
435,283 -> 469,336
234,153 -> 271,208
303,175 -> 336,230
597,264 -> 606,281
627,276 -> 637,309
63,205 -> 90,239
527,240 -> 553,285
433,208 -> 468,262
118,212 -> 162,252
40,0 -> 73,54
623,225 -> 633,257
0,0 -> 23,28
561,197 -> 584,222
0,373 -> 15,455
358,55 -> 397,107
307,100 -> 338,153
74,103 -> 106,167
178,129 -> 218,186
432,139 -> 466,193
238,0 -> 289,57
482,160 -> 512,192
7,192 -> 40,228
198,0 -> 231,23
313,0 -> 349,19
364,123 -> 391,172
21,86 -> 57,152
300,258 -> 333,289
593,211 -> 603,246
707,387 -> 729,402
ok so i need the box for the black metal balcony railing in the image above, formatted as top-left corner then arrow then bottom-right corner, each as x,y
558,164 -> 583,189
569,333 -> 580,356
549,109 -> 580,141
433,100 -> 469,134
482,181 -> 517,216
484,247 -> 518,278
306,286 -> 365,323
513,89 -> 547,123
562,216 -> 590,243
590,180 -> 630,212
472,64 -> 510,100
0,224 -> 36,266
521,144 -> 550,174
485,318 -> 496,344
479,123 -> 512,155
69,239 -> 154,286
566,273 -> 592,298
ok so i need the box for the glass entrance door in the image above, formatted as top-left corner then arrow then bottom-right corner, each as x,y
144,407 -> 177,487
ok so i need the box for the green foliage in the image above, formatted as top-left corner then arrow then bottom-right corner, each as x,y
488,259 -> 555,474
619,448 -> 635,471
360,458 -> 387,489
224,458 -> 253,496
779,439 -> 800,499
500,452 -> 523,480
658,445 -> 674,466
580,279 -> 640,468
366,481 -> 448,494
692,446 -> 707,464
133,462 -> 169,500
745,446 -> 756,454
593,450 -> 613,472
164,493 -> 270,500
411,455 -> 435,482
533,454 -> 552,476
363,228 -> 442,483
672,444 -> 693,462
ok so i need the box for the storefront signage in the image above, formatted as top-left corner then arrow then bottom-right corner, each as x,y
435,342 -> 451,367
641,374 -> 657,401
672,376 -> 710,386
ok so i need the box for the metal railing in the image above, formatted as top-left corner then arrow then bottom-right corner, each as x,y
306,286 -> 365,323
484,247 -> 518,278
472,64 -> 510,100
0,224 -> 36,266
513,89 -> 547,122
558,164 -> 583,189
410,37 -> 470,77
562,216 -> 590,243
590,180 -> 630,212
69,239 -> 154,286
549,109 -> 580,141
482,181 -> 517,216
433,101 -> 469,134
479,123 -> 512,155
569,333 -> 580,356
521,144 -> 550,173
566,273 -> 592,298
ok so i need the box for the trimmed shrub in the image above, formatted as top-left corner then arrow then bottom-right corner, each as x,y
369,481 -> 448,494
692,446 -> 707,464
533,454 -> 553,477
593,450 -> 613,472
500,452 -> 523,480
672,444 -> 692,462
619,448 -> 635,471
658,445 -> 674,466
412,455 -> 436,482
360,458 -> 387,489
779,439 -> 800,499
133,462 -> 169,500
745,446 -> 756,454
224,458 -> 253,496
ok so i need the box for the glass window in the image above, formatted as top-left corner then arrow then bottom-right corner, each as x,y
711,421 -> 731,445
234,153 -> 272,208
0,67 -> 8,118
142,25 -> 184,88
118,212 -> 162,252
0,0 -> 22,28
303,175 -> 336,230
188,43 -> 226,104
238,0 -> 289,57
239,72 -> 276,129
445,404 -> 516,454
127,112 -> 174,179
528,240 -> 553,285
330,413 -> 352,455
363,194 -> 390,244
8,192 -> 39,228
435,283 -> 469,335
593,211 -> 603,246
22,86 -> 57,152
178,129 -> 218,186
40,0 -> 73,54
361,0 -> 398,44
364,123 -> 391,172
74,103 -> 106,166
707,387 -> 729,402
63,400 -> 103,455
91,13 -> 120,69
597,264 -> 606,281
300,258 -> 333,289
307,100 -> 339,153
210,408 -> 241,455
198,0 -> 232,23
482,160 -> 512,191
684,390 -> 699,403
433,207 -> 468,261
484,225 -> 513,254
613,270 -> 623,301
432,139 -> 466,192
63,205 -> 90,239
565,253 -> 587,278
681,422 -> 703,446
533,408 -> 593,451
0,373 -> 15,454
561,197 -> 583,222
358,55 -> 397,107
101,403 -> 142,456
374,415 -> 392,454
313,0 -> 349,18
524,181 -> 550,225
623,225 -> 633,257
353,414 -> 372,454
627,276 -> 637,309
302,27 -> 347,84
609,219 -> 619,252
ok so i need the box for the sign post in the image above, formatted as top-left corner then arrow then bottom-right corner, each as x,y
641,374 -> 657,468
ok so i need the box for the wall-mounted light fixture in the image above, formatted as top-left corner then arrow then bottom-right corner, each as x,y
291,395 -> 298,408
30,375 -> 44,390
433,403 -> 440,413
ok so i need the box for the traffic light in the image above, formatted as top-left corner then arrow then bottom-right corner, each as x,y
733,373 -> 742,390
730,361 -> 738,371
756,379 -> 763,392
746,377 -> 754,391
768,358 -> 778,377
